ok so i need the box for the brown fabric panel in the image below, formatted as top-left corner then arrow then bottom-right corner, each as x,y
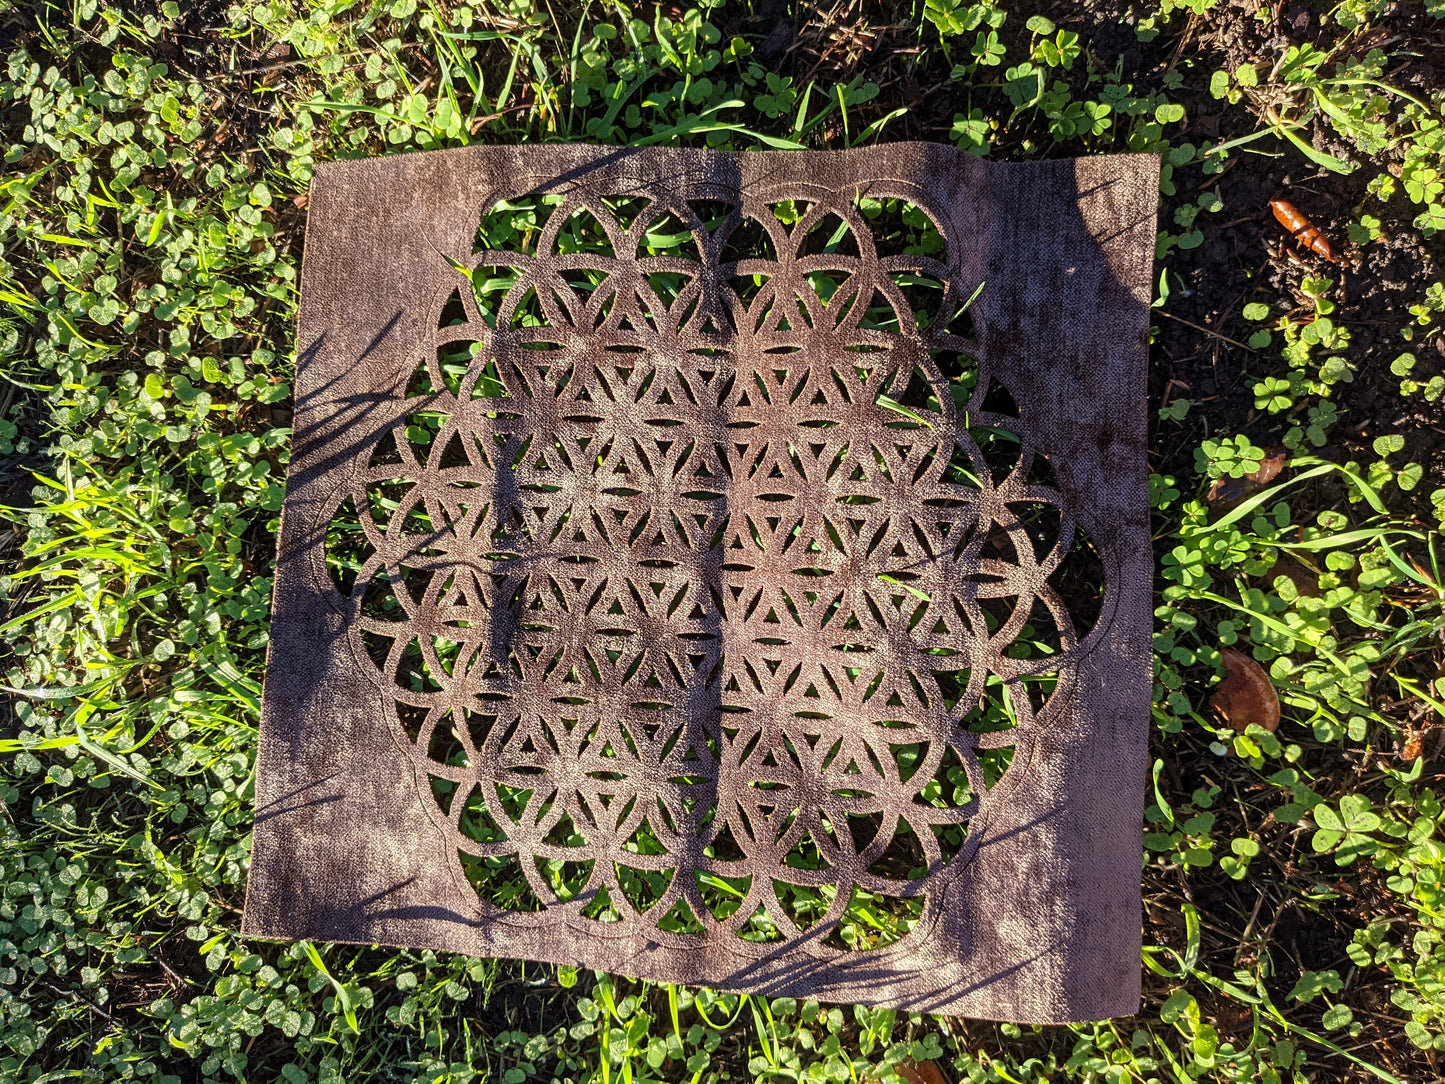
242,144 -> 1158,1022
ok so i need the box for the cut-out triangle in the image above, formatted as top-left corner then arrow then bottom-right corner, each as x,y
369,429 -> 405,468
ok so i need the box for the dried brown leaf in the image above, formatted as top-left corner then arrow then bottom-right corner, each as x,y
1249,448 -> 1287,486
895,1060 -> 950,1084
1205,447 -> 1286,505
1268,554 -> 1321,598
1210,648 -> 1280,732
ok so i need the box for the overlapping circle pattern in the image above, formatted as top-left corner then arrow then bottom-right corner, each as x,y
329,183 -> 1090,945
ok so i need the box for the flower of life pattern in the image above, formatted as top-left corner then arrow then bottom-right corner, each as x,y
327,183 -> 1095,948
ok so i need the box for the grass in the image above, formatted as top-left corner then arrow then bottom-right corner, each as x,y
0,0 -> 1443,1081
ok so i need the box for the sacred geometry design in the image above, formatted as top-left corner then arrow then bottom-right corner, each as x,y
246,144 -> 1156,1021
324,183 -> 1097,947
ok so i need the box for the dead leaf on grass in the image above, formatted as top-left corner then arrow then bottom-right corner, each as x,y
894,1060 -> 950,1084
1210,648 -> 1280,732
1205,447 -> 1287,505
1268,554 -> 1321,597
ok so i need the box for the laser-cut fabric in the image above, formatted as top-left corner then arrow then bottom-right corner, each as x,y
243,144 -> 1158,1022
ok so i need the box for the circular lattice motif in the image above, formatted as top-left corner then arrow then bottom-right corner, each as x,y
325,185 -> 1102,949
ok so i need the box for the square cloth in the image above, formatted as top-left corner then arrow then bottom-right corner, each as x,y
243,144 -> 1158,1022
